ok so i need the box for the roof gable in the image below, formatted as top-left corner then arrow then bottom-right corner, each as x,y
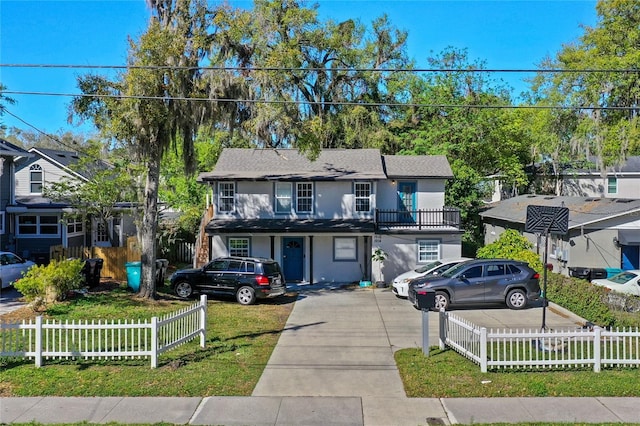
22,147 -> 112,180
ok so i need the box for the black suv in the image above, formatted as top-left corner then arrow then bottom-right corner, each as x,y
171,256 -> 286,305
408,258 -> 540,310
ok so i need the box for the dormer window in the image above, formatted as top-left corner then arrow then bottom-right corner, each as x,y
29,164 -> 43,194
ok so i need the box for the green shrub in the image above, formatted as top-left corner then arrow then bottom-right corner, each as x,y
476,229 -> 544,272
546,272 -> 616,327
15,258 -> 86,310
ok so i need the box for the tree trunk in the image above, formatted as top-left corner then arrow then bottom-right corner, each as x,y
137,148 -> 161,299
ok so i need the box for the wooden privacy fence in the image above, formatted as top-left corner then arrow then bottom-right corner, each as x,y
439,310 -> 640,373
0,295 -> 207,368
50,237 -> 141,281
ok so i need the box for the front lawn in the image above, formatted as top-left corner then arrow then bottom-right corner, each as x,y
396,347 -> 640,398
0,282 -> 295,397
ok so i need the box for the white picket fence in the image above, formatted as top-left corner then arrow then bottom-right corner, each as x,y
439,310 -> 640,373
0,295 -> 207,368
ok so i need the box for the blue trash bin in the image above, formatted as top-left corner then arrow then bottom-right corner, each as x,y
125,261 -> 142,292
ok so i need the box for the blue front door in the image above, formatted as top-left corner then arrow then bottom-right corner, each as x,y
283,237 -> 304,282
397,182 -> 416,223
622,245 -> 640,270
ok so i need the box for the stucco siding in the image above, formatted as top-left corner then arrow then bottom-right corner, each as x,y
372,233 -> 462,283
215,178 -> 447,220
311,235 -> 364,283
15,157 -> 79,197
563,175 -> 640,199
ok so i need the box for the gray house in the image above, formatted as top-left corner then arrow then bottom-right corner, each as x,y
197,148 -> 463,284
11,147 -> 137,262
0,139 -> 33,257
481,194 -> 640,275
561,156 -> 640,199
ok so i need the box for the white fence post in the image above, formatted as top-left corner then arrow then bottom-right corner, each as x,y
151,316 -> 158,368
438,309 -> 446,350
593,326 -> 601,373
35,316 -> 43,368
480,327 -> 488,373
199,295 -> 207,348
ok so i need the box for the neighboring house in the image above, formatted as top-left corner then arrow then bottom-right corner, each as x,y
480,194 -> 640,275
11,147 -> 136,263
560,156 -> 640,199
0,139 -> 33,255
197,148 -> 463,284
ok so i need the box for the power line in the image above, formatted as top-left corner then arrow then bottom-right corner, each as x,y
3,109 -> 95,156
1,63 -> 639,74
2,89 -> 637,111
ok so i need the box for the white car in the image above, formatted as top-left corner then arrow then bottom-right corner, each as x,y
0,251 -> 36,289
391,258 -> 471,298
591,270 -> 640,296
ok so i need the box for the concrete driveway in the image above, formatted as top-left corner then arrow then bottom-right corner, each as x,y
0,286 -> 25,316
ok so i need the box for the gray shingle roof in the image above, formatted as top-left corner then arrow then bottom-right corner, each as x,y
0,138 -> 31,157
565,156 -> 640,174
383,155 -> 453,178
480,194 -> 640,229
198,148 -> 452,181
199,148 -> 386,181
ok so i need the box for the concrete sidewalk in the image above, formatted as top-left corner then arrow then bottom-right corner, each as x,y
2,285 -> 639,425
2,395 -> 639,425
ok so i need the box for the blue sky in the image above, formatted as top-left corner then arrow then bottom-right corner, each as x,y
1,0 -> 598,136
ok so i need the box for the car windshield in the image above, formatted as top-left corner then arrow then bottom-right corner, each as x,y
608,272 -> 638,285
439,261 -> 471,278
415,261 -> 442,273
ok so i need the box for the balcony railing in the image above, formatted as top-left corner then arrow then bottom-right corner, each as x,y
375,208 -> 461,230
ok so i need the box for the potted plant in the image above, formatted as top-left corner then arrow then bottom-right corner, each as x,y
371,247 -> 387,288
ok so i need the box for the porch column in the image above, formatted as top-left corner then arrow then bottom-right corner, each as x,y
364,235 -> 371,281
309,236 -> 314,284
270,235 -> 275,259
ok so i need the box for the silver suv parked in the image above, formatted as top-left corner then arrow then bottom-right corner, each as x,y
171,256 -> 286,305
408,258 -> 541,310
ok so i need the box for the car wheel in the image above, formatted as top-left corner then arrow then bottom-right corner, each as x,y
174,281 -> 193,299
236,285 -> 256,305
506,288 -> 527,310
433,291 -> 450,311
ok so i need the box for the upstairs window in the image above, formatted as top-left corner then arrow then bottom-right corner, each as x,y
275,182 -> 292,213
218,182 -> 235,213
296,182 -> 313,213
30,164 -> 43,194
607,177 -> 617,194
354,182 -> 371,212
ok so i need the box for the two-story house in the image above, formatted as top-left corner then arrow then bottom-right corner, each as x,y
197,148 -> 462,285
561,156 -> 640,199
0,138 -> 33,255
11,147 -> 137,263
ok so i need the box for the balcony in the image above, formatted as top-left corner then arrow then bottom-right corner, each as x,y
375,208 -> 461,231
